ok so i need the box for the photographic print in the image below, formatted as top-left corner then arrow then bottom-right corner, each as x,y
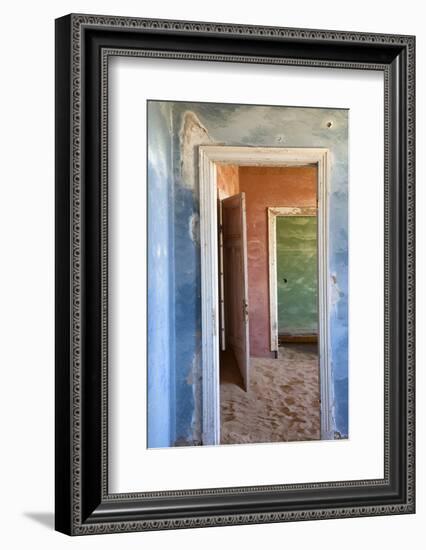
147,101 -> 348,448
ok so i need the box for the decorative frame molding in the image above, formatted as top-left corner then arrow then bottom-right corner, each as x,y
55,13 -> 415,535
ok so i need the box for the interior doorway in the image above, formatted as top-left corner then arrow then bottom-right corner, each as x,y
199,146 -> 332,445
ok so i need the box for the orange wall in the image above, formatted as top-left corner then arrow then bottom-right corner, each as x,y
239,166 -> 317,357
216,164 -> 239,199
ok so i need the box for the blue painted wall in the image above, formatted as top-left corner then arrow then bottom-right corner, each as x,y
148,100 -> 349,444
147,102 -> 175,447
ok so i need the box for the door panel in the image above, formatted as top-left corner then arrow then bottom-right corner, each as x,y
222,192 -> 250,390
218,200 -> 226,351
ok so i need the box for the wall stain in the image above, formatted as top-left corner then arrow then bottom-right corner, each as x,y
185,349 -> 202,445
179,111 -> 213,190
330,273 -> 344,308
189,212 -> 200,244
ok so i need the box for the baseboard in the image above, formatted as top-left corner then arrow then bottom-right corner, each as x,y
278,334 -> 318,344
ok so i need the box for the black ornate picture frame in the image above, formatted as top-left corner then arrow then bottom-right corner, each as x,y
55,13 -> 415,535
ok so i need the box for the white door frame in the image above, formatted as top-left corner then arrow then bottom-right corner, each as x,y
199,146 -> 333,445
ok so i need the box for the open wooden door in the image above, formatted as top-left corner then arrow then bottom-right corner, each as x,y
221,192 -> 250,391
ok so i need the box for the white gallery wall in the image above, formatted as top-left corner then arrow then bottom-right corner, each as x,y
0,0 -> 423,548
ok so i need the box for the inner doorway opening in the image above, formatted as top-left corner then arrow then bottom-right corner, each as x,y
216,164 -> 320,445
199,146 -> 331,446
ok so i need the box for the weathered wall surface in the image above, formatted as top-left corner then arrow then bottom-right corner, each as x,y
239,166 -> 317,357
276,216 -> 318,335
147,100 -> 349,443
147,102 -> 174,447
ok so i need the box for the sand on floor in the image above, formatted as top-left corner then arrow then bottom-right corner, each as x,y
220,344 -> 320,445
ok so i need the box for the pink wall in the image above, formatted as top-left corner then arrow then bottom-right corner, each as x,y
239,166 -> 317,357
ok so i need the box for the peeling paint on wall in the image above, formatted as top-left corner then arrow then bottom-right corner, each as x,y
188,350 -> 202,445
179,111 -> 213,189
189,212 -> 200,244
330,273 -> 344,308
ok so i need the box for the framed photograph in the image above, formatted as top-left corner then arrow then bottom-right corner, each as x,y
55,13 -> 415,535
